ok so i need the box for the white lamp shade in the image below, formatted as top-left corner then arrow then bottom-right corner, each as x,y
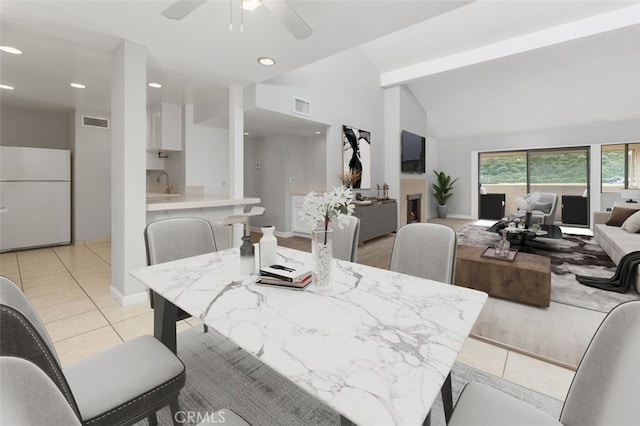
620,189 -> 640,202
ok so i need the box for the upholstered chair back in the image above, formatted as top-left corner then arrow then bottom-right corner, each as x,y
0,276 -> 81,419
329,216 -> 361,262
1,356 -> 82,425
145,217 -> 217,265
560,300 -> 640,426
389,223 -> 457,284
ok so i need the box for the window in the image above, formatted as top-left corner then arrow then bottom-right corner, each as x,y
601,143 -> 640,193
480,147 -> 589,225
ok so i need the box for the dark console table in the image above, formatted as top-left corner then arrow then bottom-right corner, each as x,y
352,200 -> 398,243
562,195 -> 588,226
480,193 -> 506,220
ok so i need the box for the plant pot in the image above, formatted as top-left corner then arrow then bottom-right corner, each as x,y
437,204 -> 448,219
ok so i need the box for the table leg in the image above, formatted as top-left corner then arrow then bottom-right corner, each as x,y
441,372 -> 453,423
153,292 -> 178,354
340,415 -> 355,425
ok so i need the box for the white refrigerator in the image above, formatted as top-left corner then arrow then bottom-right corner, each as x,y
0,146 -> 71,252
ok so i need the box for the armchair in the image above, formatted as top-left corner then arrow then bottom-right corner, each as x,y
509,192 -> 559,225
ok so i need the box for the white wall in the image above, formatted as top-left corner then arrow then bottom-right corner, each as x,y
436,119 -> 640,217
244,133 -> 325,233
184,105 -> 230,196
70,109 -> 111,241
1,105 -> 68,149
248,48 -> 385,198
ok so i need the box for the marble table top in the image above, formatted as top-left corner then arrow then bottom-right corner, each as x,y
130,247 -> 487,425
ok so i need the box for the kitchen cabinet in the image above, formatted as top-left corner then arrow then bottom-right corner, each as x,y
147,102 -> 183,151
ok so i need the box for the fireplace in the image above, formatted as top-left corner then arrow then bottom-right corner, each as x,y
407,193 -> 422,223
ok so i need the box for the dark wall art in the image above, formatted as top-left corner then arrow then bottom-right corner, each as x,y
342,125 -> 371,189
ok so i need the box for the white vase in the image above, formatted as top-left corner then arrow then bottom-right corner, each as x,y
312,228 -> 333,288
259,226 -> 277,269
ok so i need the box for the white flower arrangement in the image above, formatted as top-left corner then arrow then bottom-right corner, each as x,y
516,192 -> 541,212
300,186 -> 355,238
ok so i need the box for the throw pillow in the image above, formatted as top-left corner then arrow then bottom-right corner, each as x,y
606,207 -> 638,227
621,211 -> 640,233
532,202 -> 553,214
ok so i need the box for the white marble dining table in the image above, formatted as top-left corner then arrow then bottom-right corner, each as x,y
130,246 -> 487,426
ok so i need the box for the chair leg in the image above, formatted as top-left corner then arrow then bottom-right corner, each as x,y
147,413 -> 158,426
441,372 -> 453,424
203,324 -> 208,333
170,399 -> 181,426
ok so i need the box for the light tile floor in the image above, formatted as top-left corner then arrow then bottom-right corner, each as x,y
0,241 -> 575,402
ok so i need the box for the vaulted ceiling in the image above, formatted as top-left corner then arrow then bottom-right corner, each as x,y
1,0 -> 638,139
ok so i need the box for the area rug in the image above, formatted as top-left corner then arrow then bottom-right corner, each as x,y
152,326 -> 562,426
456,224 -> 640,313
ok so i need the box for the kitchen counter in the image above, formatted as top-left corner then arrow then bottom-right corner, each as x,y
146,195 -> 260,212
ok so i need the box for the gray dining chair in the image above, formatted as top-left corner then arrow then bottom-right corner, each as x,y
448,299 -> 640,426
389,222 -> 458,423
0,275 -> 186,426
329,215 -> 361,262
145,217 -> 219,333
389,222 -> 457,283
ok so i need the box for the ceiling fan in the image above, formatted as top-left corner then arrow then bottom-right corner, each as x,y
161,0 -> 313,40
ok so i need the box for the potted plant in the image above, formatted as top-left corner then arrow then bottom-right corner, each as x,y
432,170 -> 458,218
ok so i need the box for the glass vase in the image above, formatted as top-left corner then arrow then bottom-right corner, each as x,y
495,229 -> 510,258
239,235 -> 255,275
312,228 -> 333,288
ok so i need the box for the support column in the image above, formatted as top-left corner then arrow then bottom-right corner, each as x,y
229,85 -> 244,199
110,40 -> 147,305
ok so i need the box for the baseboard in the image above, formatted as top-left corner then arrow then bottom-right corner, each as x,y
275,230 -> 294,238
109,286 -> 148,307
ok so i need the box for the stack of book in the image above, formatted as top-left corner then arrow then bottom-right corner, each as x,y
257,264 -> 312,290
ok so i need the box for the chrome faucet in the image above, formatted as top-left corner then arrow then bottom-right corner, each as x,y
156,171 -> 173,193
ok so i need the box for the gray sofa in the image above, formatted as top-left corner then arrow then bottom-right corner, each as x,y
593,210 -> 640,293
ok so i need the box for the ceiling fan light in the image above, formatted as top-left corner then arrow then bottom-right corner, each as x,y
242,0 -> 262,11
257,57 -> 275,66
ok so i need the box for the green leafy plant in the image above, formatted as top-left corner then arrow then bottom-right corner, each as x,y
432,170 -> 458,206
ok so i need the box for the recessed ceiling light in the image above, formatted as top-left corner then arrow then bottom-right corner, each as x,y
244,132 -> 250,136
70,83 -> 86,89
148,82 -> 162,88
242,0 -> 262,11
315,131 -> 321,135
0,84 -> 15,90
257,57 -> 275,66
0,46 -> 22,55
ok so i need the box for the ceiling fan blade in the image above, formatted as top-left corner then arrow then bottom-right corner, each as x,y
262,0 -> 313,40
161,0 -> 207,20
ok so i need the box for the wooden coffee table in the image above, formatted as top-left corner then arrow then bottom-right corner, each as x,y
454,245 -> 551,307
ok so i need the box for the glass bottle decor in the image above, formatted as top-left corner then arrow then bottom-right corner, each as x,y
312,227 -> 333,288
259,226 -> 277,269
495,229 -> 510,258
239,235 -> 255,275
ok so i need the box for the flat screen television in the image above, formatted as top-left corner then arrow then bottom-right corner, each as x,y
401,130 -> 425,173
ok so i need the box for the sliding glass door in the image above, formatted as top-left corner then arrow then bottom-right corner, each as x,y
479,147 -> 590,225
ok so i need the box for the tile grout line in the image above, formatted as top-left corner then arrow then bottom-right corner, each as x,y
51,246 -> 125,343
501,350 -> 510,378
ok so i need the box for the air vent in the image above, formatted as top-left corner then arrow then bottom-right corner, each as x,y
293,97 -> 310,116
82,115 -> 110,129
